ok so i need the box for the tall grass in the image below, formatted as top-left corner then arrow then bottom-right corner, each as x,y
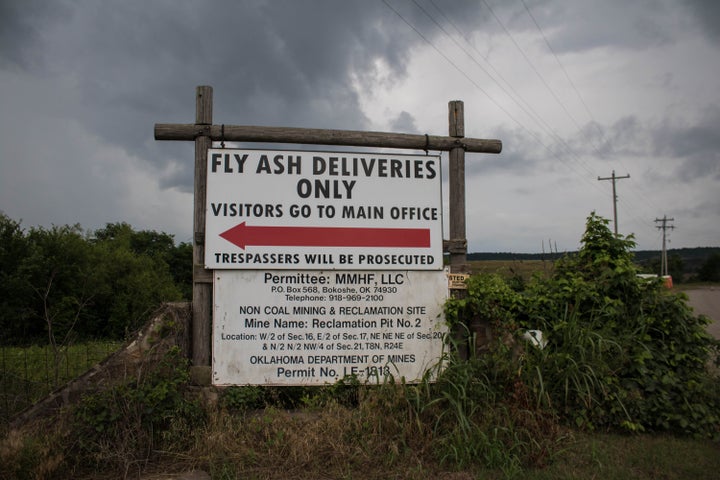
1,339 -> 718,479
522,306 -> 628,429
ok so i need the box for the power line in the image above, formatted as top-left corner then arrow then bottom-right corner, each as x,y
425,0 -> 601,181
393,0 -> 605,194
520,0 -> 661,224
489,2 -> 659,239
479,0 -> 584,133
380,0 -> 523,128
382,0 -> 660,246
425,0 -> 553,136
521,0 -> 596,133
379,1 -> 567,169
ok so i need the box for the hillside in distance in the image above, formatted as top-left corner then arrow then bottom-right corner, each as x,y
468,247 -> 720,275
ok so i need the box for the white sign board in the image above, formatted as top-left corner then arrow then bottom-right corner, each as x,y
205,148 -> 443,270
212,269 -> 449,385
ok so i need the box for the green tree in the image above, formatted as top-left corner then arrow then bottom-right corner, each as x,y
93,222 -> 192,300
167,241 -> 192,300
521,212 -> 642,327
90,224 -> 183,338
21,224 -> 95,347
94,222 -> 176,262
642,253 -> 685,282
696,253 -> 720,282
0,213 -> 33,343
0,216 -> 188,344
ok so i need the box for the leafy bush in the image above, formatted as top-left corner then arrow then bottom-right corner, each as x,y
70,346 -> 205,472
0,214 -> 189,344
446,212 -> 720,438
696,253 -> 720,282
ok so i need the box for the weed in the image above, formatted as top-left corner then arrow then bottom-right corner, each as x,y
69,346 -> 205,474
447,212 -> 720,439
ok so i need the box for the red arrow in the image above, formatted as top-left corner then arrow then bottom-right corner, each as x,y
219,222 -> 431,249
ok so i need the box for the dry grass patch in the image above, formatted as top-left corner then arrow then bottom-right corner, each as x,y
171,390 -> 435,480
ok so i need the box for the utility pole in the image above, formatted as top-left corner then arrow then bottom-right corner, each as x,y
598,170 -> 630,236
655,215 -> 675,276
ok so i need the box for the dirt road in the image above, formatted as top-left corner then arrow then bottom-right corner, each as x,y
684,287 -> 720,339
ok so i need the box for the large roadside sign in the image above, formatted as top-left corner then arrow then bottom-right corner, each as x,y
213,269 -> 449,385
205,148 -> 443,270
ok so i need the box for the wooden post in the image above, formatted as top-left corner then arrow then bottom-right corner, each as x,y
448,101 -> 467,270
192,86 -> 213,381
447,101 -> 471,360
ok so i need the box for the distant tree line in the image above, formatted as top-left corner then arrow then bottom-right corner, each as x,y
696,253 -> 720,282
469,247 -> 720,282
3,209 -> 718,346
0,213 -> 192,345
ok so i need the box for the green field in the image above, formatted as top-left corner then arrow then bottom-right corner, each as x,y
0,341 -> 122,423
467,259 -> 554,279
507,432 -> 720,480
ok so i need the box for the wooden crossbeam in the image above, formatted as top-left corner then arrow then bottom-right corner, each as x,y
155,123 -> 502,154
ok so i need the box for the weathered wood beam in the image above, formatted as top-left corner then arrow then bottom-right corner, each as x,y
192,86 -> 213,370
448,101 -> 467,269
154,123 -> 502,154
443,238 -> 468,254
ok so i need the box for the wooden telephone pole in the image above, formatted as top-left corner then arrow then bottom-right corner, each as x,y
655,215 -> 675,276
598,170 -> 630,237
155,86 -> 502,371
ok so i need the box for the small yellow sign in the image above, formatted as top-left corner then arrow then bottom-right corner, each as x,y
447,273 -> 470,289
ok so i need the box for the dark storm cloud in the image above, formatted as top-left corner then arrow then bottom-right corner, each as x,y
1,0 -> 488,192
389,111 -> 419,133
463,115 -> 642,181
560,107 -> 720,183
582,116 -> 650,161
0,0 -> 72,69
3,1 -> 717,251
465,125 -> 540,177
683,0 -> 720,42
520,0 -> 681,53
652,106 -> 720,181
520,0 -> 720,53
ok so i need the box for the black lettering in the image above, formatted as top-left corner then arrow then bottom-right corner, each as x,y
256,155 -> 271,173
390,159 -> 402,177
288,155 -> 301,174
425,160 -> 436,179
313,156 -> 326,174
234,153 -> 248,172
360,157 -> 375,176
211,153 -> 222,172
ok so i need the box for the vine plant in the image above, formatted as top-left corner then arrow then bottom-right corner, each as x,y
445,212 -> 720,438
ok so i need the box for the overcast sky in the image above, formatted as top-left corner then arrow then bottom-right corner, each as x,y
1,0 -> 718,253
